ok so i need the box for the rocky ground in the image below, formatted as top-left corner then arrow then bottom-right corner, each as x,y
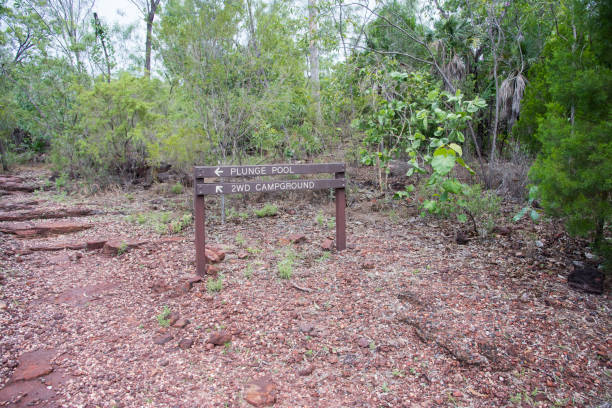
0,166 -> 610,408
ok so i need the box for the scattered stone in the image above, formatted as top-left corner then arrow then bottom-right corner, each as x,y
0,301 -> 7,311
153,335 -> 174,345
455,231 -> 469,245
178,338 -> 194,349
172,318 -> 190,329
568,265 -> 604,294
492,225 -> 511,236
0,207 -> 94,222
205,247 -> 226,263
535,240 -> 544,248
159,360 -> 169,367
361,262 -> 375,270
205,264 -> 220,275
149,280 -> 170,294
279,234 -> 307,245
187,276 -> 202,285
298,365 -> 315,376
0,221 -> 93,237
237,251 -> 249,259
102,239 -> 147,256
245,377 -> 277,407
207,331 -> 232,346
298,322 -> 315,333
11,350 -> 55,381
167,312 -> 180,326
321,239 -> 334,251
357,337 -> 370,348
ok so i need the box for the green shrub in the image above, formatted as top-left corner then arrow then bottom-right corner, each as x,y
171,182 -> 183,194
206,274 -> 224,292
277,248 -> 297,279
156,306 -> 172,327
254,204 -> 278,218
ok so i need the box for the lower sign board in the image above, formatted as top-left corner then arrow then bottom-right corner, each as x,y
196,178 -> 345,195
193,163 -> 346,276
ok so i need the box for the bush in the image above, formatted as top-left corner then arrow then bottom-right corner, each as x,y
51,74 -> 166,183
254,204 -> 278,218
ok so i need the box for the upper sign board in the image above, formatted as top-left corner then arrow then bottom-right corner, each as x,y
194,163 -> 345,179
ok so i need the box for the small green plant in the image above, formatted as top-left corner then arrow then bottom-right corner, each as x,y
171,182 -> 183,194
125,192 -> 135,201
235,232 -> 246,246
254,203 -> 278,218
316,252 -> 331,262
327,217 -> 335,229
117,242 -> 128,256
246,246 -> 262,255
381,382 -> 390,393
392,369 -> 405,377
170,213 -> 192,233
304,349 -> 314,357
244,264 -> 253,279
54,173 -> 69,191
315,211 -> 325,226
277,248 -> 296,279
513,185 -> 541,222
206,274 -> 224,292
226,207 -> 249,222
156,306 -> 172,327
369,341 -> 376,351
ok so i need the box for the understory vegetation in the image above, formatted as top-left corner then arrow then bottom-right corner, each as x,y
0,0 -> 610,265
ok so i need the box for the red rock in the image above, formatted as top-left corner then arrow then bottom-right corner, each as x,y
172,318 -> 190,329
0,221 -> 93,237
150,280 -> 170,294
27,242 -> 87,251
153,335 -> 173,345
298,365 -> 315,376
102,239 -> 147,256
11,349 -> 55,382
361,262 -> 375,270
205,247 -> 225,263
357,337 -> 370,348
452,391 -> 462,398
178,338 -> 194,349
245,377 -> 277,407
0,207 -> 94,222
86,240 -> 107,249
298,322 -> 315,333
279,234 -> 307,246
321,239 -> 334,251
167,312 -> 180,326
208,331 -> 232,346
205,264 -> 220,275
238,251 -> 249,259
0,181 -> 36,192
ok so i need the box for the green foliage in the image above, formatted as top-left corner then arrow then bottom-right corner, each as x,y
51,73 -> 167,182
254,204 -> 278,218
156,306 -> 172,327
206,274 -> 224,292
127,211 -> 191,235
522,0 -> 612,255
170,183 -> 183,195
277,248 -> 296,279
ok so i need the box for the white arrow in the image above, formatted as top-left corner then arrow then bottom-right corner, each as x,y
215,167 -> 223,177
215,185 -> 223,193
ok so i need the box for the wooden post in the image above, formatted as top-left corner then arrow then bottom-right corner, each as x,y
194,176 -> 206,276
335,171 -> 346,251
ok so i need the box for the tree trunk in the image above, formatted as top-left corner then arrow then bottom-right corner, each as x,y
93,12 -> 112,83
145,16 -> 153,78
308,0 -> 322,129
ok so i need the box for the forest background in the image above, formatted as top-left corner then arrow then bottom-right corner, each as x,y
0,0 -> 610,265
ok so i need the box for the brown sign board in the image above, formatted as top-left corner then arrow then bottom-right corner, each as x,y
193,162 -> 346,276
195,178 -> 345,195
194,163 -> 345,178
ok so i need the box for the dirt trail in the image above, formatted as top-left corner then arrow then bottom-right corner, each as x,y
0,168 -> 610,407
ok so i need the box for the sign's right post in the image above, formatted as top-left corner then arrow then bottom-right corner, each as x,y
335,169 -> 346,251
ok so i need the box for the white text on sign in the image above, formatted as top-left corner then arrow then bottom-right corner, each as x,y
230,180 -> 315,193
229,166 -> 295,176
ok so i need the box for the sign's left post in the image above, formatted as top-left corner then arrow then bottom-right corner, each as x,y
194,172 -> 207,276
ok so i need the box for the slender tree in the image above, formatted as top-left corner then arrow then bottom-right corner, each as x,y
129,0 -> 161,78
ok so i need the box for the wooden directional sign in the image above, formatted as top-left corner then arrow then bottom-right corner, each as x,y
193,162 -> 347,276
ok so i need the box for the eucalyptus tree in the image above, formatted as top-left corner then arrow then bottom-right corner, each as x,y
128,0 -> 161,77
